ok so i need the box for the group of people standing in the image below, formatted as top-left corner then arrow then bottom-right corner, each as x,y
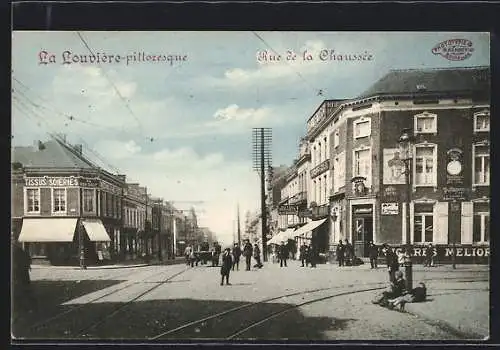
298,242 -> 319,268
335,239 -> 356,267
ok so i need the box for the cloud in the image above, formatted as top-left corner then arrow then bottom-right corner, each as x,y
213,104 -> 271,122
89,141 -> 259,245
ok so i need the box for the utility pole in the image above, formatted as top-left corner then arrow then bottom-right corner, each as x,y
144,187 -> 148,258
252,128 -> 272,262
237,203 -> 241,247
79,186 -> 86,269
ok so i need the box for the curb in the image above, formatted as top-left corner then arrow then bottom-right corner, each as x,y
402,303 -> 488,340
31,260 -> 185,270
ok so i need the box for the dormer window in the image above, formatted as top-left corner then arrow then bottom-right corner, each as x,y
414,112 -> 437,134
474,110 -> 490,132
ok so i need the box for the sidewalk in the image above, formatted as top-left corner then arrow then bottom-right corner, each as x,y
31,256 -> 186,270
403,280 -> 489,339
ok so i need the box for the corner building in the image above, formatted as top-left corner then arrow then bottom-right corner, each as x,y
325,66 -> 490,263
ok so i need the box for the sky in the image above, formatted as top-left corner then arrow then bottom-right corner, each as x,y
11,31 -> 490,247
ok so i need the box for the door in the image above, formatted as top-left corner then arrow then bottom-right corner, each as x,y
353,217 -> 373,257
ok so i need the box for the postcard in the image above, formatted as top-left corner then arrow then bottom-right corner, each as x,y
11,31 -> 490,342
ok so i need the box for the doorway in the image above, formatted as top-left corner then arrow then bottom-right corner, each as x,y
352,204 -> 374,257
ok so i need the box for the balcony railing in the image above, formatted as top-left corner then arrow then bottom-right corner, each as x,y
289,191 -> 307,204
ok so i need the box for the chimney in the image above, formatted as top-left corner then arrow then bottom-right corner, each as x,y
74,144 -> 82,155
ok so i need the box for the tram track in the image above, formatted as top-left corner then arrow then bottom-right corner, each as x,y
20,266 -> 190,338
150,276 -> 489,340
17,269 -> 488,340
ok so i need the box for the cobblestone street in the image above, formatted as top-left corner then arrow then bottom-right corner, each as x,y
12,261 -> 489,341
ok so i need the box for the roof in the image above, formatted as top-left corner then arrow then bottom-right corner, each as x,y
359,66 -> 490,98
12,139 -> 95,169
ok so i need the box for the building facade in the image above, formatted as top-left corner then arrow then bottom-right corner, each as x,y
13,137 -> 124,265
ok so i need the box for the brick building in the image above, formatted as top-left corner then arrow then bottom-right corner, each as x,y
277,66 -> 490,264
12,136 -> 125,265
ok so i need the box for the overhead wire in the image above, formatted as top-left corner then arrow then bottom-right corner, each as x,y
251,31 -> 324,97
75,31 -> 152,141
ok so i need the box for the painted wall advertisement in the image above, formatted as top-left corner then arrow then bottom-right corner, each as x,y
385,245 -> 490,264
383,148 -> 405,185
381,202 -> 399,215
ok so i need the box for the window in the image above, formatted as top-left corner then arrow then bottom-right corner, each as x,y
107,193 -> 112,217
82,189 -> 95,212
473,203 -> 489,243
26,188 -> 40,213
474,110 -> 490,132
312,180 -> 316,203
324,137 -> 328,162
318,177 -> 322,204
473,144 -> 490,185
318,142 -> 322,163
353,118 -> 371,139
28,243 -> 46,257
334,130 -> 340,148
413,204 -> 434,243
52,188 -> 67,213
323,174 -> 328,204
414,112 -> 437,134
414,145 -> 437,186
354,148 -> 370,177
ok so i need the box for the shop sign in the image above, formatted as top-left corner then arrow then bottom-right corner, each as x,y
383,186 -> 399,201
443,187 -> 468,201
79,177 -> 100,188
381,202 -> 399,215
25,176 -> 79,187
446,148 -> 464,185
278,204 -> 298,215
353,205 -> 372,215
310,159 -> 330,178
389,245 -> 490,259
298,209 -> 312,218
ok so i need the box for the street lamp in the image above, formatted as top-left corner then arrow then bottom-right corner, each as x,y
398,128 -> 414,292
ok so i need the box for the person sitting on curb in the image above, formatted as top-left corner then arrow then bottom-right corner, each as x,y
372,270 -> 407,307
388,282 -> 427,311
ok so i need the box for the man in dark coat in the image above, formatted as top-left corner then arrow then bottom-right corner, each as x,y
253,244 -> 263,268
299,243 -> 308,267
384,244 -> 400,283
424,243 -> 435,267
243,240 -> 253,271
368,241 -> 379,269
279,241 -> 288,267
345,239 -> 354,266
220,248 -> 233,286
336,240 -> 345,267
232,243 -> 242,271
309,244 -> 317,268
212,242 -> 222,267
372,270 -> 407,307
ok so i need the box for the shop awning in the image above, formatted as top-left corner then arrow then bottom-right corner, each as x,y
295,218 -> 327,239
82,219 -> 111,242
18,218 -> 78,242
282,228 -> 297,241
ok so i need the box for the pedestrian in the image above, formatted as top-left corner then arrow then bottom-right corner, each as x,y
388,282 -> 427,311
336,240 -> 345,267
345,239 -> 354,266
384,244 -> 400,283
279,241 -> 288,267
243,240 -> 253,271
424,243 -> 435,267
253,244 -> 263,268
368,241 -> 378,269
220,248 -> 233,286
212,242 -> 222,267
184,245 -> 192,266
232,243 -> 242,271
12,240 -> 35,312
299,243 -> 307,267
189,248 -> 196,267
372,270 -> 407,308
309,244 -> 317,268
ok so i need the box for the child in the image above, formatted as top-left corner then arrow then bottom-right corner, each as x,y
389,282 -> 427,311
220,248 -> 233,286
